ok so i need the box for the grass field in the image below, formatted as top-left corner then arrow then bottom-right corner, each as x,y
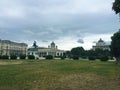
0,60 -> 120,90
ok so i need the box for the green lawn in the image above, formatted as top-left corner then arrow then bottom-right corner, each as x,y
0,60 -> 120,90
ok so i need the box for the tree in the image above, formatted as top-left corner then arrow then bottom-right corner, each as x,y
112,0 -> 120,14
95,49 -> 111,59
87,50 -> 97,60
71,47 -> 85,59
112,0 -> 120,20
87,49 -> 111,61
111,30 -> 120,62
88,56 -> 96,61
99,55 -> 109,61
65,51 -> 71,58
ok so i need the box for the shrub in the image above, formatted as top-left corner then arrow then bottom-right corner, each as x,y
100,55 -> 109,61
88,56 -> 96,60
72,56 -> 79,60
81,56 -> 87,59
10,55 -> 17,59
1,55 -> 9,59
20,55 -> 26,59
61,56 -> 66,60
28,55 -> 35,59
45,55 -> 53,60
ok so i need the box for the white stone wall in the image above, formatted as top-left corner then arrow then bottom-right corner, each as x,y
0,40 -> 28,56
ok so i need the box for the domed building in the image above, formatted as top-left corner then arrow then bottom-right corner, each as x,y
28,41 -> 64,58
51,42 -> 56,48
96,38 -> 105,46
92,38 -> 110,51
48,41 -> 58,49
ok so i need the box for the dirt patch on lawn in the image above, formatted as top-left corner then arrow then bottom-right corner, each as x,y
54,73 -> 120,90
0,60 -> 23,65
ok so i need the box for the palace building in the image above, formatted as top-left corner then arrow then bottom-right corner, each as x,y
0,39 -> 28,56
28,41 -> 64,58
92,38 -> 110,51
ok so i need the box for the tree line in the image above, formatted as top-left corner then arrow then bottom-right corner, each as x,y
65,47 -> 111,61
112,0 -> 120,62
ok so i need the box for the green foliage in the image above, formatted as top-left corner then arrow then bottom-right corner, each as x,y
10,55 -> 17,59
60,56 -> 66,60
72,55 -> 79,60
88,56 -> 96,61
95,49 -> 110,59
28,55 -> 35,59
112,0 -> 120,14
111,30 -> 120,61
87,50 -> 97,58
99,55 -> 109,61
1,55 -> 9,59
71,47 -> 85,58
65,51 -> 71,58
20,55 -> 26,59
45,55 -> 53,59
81,56 -> 87,59
87,49 -> 111,61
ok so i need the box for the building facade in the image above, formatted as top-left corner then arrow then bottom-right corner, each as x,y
92,38 -> 110,51
28,41 -> 64,58
0,39 -> 28,56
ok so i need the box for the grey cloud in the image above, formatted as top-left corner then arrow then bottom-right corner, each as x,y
93,41 -> 97,43
0,0 -> 119,49
42,40 -> 48,43
77,39 -> 84,44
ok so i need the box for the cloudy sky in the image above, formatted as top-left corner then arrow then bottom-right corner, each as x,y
0,0 -> 119,50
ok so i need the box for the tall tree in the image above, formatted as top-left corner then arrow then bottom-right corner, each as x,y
71,47 -> 85,57
112,0 -> 120,20
111,30 -> 120,62
112,0 -> 120,14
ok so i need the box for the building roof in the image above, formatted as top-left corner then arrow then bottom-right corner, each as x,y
0,39 -> 27,46
51,41 -> 55,45
98,38 -> 104,43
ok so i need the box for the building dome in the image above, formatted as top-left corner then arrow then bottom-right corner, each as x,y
51,41 -> 55,46
51,41 -> 56,49
98,38 -> 104,43
96,38 -> 105,46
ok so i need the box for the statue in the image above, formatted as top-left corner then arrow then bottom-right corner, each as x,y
33,41 -> 38,49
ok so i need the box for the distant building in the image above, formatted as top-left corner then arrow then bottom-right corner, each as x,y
0,39 -> 28,56
28,41 -> 64,58
92,38 -> 110,51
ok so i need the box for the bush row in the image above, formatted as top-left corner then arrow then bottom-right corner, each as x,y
88,55 -> 109,61
0,55 -> 26,60
0,55 -> 109,61
0,55 -> 65,60
70,55 -> 109,61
